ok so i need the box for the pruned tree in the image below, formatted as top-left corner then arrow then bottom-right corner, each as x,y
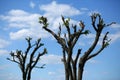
7,37 -> 47,80
39,13 -> 115,80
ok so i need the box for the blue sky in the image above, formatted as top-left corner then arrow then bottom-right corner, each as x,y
0,0 -> 120,80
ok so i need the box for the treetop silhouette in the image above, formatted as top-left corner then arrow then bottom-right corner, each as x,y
7,37 -> 47,80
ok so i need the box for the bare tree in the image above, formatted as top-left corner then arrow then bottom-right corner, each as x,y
39,13 -> 115,80
7,37 -> 47,80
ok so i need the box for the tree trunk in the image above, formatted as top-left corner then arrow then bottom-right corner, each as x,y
78,65 -> 84,80
78,59 -> 85,80
27,69 -> 32,80
72,64 -> 77,80
65,64 -> 69,80
22,72 -> 26,80
69,63 -> 73,80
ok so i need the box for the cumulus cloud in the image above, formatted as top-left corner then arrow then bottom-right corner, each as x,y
0,1 -> 82,40
1,9 -> 40,28
0,9 -> 49,40
85,32 -> 120,46
109,32 -> 120,43
40,1 -> 81,17
39,1 -> 81,31
0,39 -> 10,48
8,9 -> 29,16
79,30 -> 120,46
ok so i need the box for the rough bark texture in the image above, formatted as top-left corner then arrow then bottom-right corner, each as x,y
39,13 -> 114,80
7,37 -> 47,80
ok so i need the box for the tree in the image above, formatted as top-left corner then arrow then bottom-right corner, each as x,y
39,13 -> 115,80
7,37 -> 47,80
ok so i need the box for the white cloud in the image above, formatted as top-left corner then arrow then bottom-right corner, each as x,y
40,1 -> 81,17
0,49 -> 9,56
0,39 -> 10,48
8,9 -> 29,16
1,9 -> 40,28
0,9 -> 49,40
80,31 -> 120,46
30,1 -> 35,9
110,23 -> 120,29
40,54 -> 62,64
0,1 -> 82,40
39,1 -> 81,31
86,32 -> 120,45
86,34 -> 104,46
10,29 -> 30,39
109,32 -> 120,43
9,28 -> 49,40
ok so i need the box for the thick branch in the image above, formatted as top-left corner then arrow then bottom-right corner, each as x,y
74,49 -> 82,64
87,32 -> 110,60
61,49 -> 67,63
43,27 -> 68,52
82,32 -> 101,60
87,47 -> 104,60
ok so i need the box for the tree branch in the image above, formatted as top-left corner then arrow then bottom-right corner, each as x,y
74,49 -> 82,64
35,64 -> 46,68
87,32 -> 110,60
61,49 -> 67,63
7,58 -> 20,64
71,25 -> 84,48
43,27 -> 68,52
32,48 -> 47,68
91,13 -> 98,31
61,16 -> 71,38
81,13 -> 106,60
106,22 -> 116,26
87,47 -> 104,60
